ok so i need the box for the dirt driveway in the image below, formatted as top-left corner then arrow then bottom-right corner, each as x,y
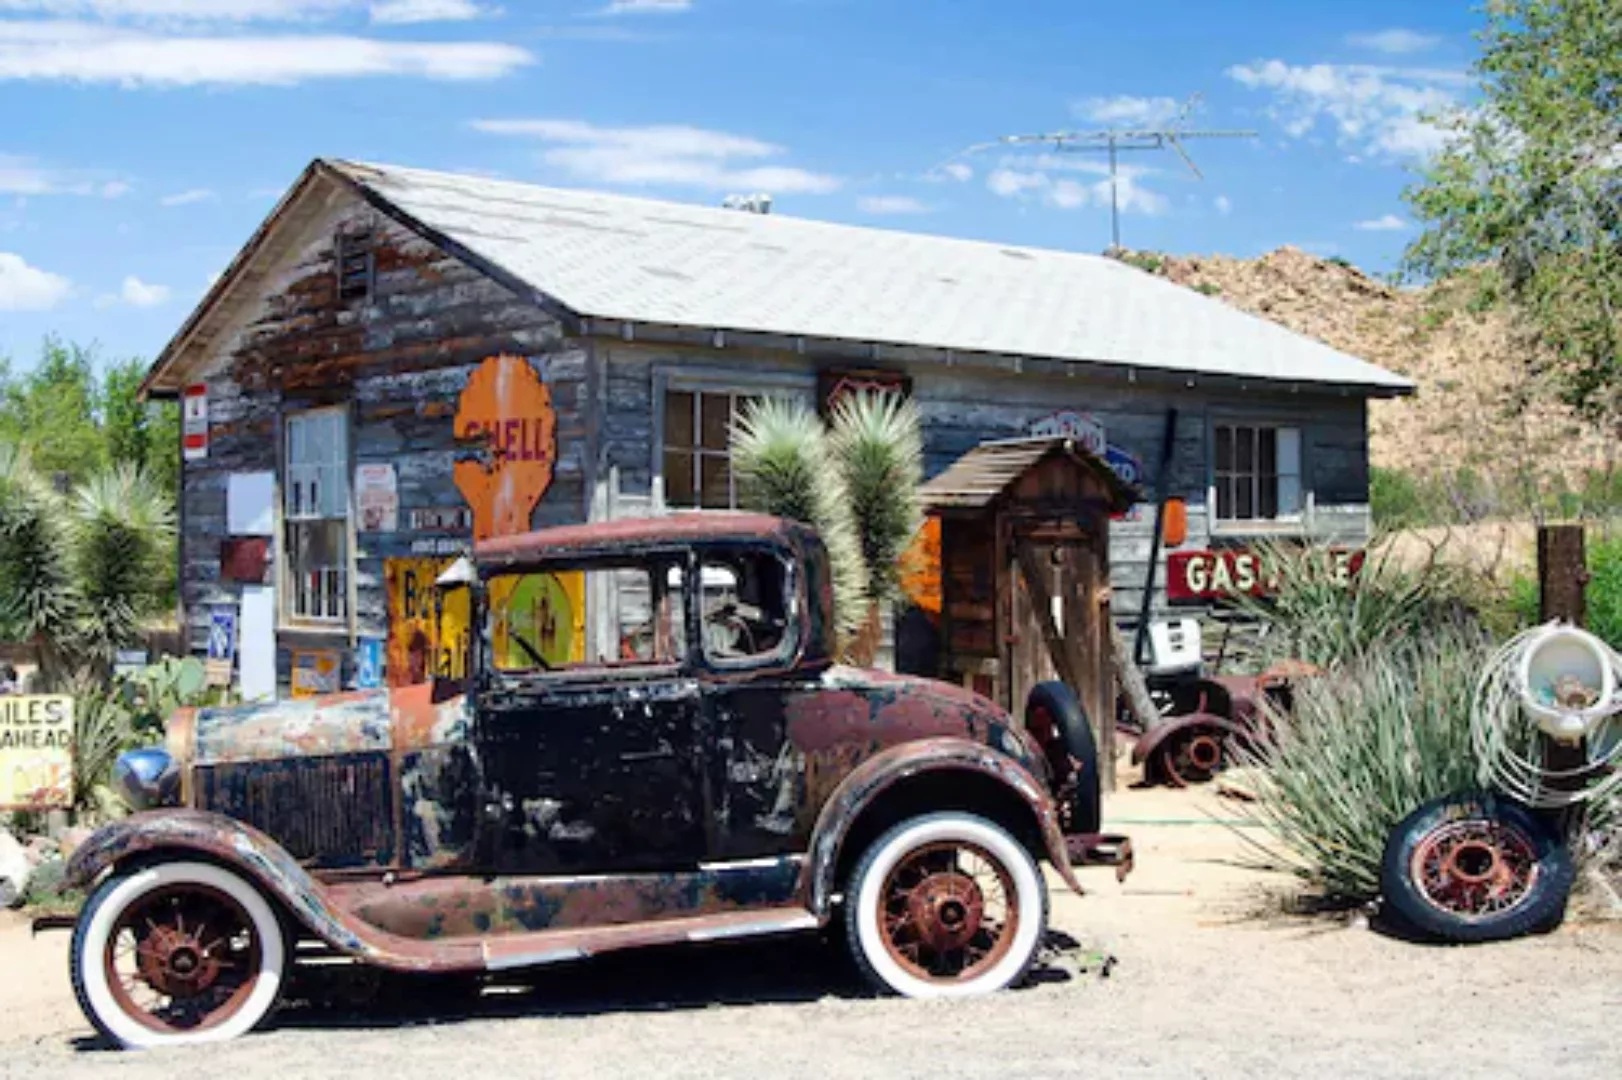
3,787 -> 1619,1079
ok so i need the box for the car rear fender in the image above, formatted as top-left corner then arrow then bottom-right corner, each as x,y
1131,713 -> 1250,765
802,737 -> 1083,917
62,809 -> 392,964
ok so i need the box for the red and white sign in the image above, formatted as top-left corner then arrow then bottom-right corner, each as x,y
182,384 -> 208,461
1030,410 -> 1107,457
1166,547 -> 1365,602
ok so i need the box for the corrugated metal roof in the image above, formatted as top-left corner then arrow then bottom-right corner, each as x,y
919,437 -> 1135,510
330,159 -> 1412,394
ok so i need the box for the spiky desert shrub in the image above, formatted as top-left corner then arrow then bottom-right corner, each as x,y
1229,629 -> 1503,902
828,390 -> 923,609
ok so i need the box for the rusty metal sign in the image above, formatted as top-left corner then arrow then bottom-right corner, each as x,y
1166,547 -> 1365,602
0,695 -> 74,810
386,557 -> 471,687
290,650 -> 342,698
454,355 -> 557,542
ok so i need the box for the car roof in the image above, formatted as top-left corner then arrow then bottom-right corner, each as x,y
475,513 -> 805,568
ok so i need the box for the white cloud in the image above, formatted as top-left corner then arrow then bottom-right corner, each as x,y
119,274 -> 170,305
100,179 -> 130,198
1072,95 -> 1182,128
601,0 -> 691,13
986,160 -> 1167,216
857,194 -> 929,215
1214,194 -> 1231,215
369,0 -> 487,23
0,1 -> 354,19
0,154 -> 55,195
937,161 -> 972,182
472,118 -> 841,195
1226,59 -> 1464,159
160,187 -> 215,205
1354,213 -> 1409,232
1347,29 -> 1441,55
0,20 -> 534,85
0,251 -> 71,310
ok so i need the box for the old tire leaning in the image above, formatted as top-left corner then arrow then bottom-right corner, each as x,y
1026,681 -> 1101,835
72,860 -> 286,1049
846,812 -> 1047,999
1379,791 -> 1574,945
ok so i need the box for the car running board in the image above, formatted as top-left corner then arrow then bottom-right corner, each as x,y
481,907 -> 822,972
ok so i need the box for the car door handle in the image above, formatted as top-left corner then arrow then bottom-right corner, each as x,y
620,747 -> 676,762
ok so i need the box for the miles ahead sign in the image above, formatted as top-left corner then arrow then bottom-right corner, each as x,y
0,695 -> 74,810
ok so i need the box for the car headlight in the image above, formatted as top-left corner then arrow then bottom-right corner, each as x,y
114,747 -> 180,811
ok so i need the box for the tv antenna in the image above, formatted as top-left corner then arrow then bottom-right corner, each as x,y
951,95 -> 1257,250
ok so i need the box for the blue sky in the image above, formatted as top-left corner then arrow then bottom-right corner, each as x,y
0,0 -> 1484,369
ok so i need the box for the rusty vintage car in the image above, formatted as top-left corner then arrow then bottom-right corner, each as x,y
56,513 -> 1129,1049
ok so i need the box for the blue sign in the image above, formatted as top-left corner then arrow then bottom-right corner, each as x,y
1105,444 -> 1144,488
207,607 -> 236,662
355,638 -> 384,690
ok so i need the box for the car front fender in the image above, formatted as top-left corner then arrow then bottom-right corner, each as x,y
62,809 -> 404,966
802,737 -> 1084,918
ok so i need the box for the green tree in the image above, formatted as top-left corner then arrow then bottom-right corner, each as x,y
102,357 -> 180,494
1403,0 -> 1621,435
0,338 -> 106,485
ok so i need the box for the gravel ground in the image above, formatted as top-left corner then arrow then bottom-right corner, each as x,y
3,787 -> 1619,1080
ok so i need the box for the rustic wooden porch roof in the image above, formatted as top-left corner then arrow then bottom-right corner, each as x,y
919,437 -> 1137,512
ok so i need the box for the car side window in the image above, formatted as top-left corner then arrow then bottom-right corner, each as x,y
490,562 -> 686,674
699,552 -> 791,664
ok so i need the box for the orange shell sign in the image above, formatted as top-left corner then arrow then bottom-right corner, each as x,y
454,355 -> 557,542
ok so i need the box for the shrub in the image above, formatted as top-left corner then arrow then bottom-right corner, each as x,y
1369,466 -> 1429,528
1502,531 -> 1622,649
1230,630 -> 1501,902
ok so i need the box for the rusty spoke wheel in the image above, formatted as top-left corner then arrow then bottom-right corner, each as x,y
847,813 -> 1047,999
1158,727 -> 1226,787
1410,821 -> 1539,922
1380,792 -> 1575,944
72,861 -> 286,1050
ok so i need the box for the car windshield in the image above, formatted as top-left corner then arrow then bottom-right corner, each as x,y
488,559 -> 686,675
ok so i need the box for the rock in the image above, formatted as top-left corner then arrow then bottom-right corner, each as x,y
0,828 -> 32,909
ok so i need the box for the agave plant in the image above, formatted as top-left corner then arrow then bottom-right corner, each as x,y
828,390 -> 924,609
731,398 -> 866,637
69,465 -> 176,677
0,442 -> 79,683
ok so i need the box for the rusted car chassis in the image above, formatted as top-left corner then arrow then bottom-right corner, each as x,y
52,514 -> 1129,1047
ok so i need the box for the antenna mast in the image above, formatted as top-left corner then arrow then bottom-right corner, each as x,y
988,95 -> 1256,250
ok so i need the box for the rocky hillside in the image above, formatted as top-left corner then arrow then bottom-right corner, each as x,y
1115,246 -> 1613,493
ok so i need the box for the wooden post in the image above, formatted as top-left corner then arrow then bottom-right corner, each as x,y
1536,524 -> 1589,828
1537,524 -> 1587,625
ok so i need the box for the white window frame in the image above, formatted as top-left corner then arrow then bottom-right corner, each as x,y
651,366 -> 815,513
1209,420 -> 1306,534
281,406 -> 354,628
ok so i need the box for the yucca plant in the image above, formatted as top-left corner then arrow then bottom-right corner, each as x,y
732,398 -> 866,638
69,464 -> 176,678
0,442 -> 175,689
1229,628 -> 1506,902
828,391 -> 924,608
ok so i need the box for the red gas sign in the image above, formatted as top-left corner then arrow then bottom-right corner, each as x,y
1166,547 -> 1364,602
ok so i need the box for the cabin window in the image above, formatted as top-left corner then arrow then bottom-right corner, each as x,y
661,389 -> 764,510
1213,423 -> 1301,523
284,407 -> 350,623
335,228 -> 375,304
699,552 -> 792,665
490,563 -> 685,675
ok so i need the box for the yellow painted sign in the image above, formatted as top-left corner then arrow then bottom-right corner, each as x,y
0,695 -> 74,810
385,557 -> 584,686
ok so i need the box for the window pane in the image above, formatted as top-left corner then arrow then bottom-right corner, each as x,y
701,554 -> 789,662
1259,428 -> 1277,476
1215,426 -> 1233,473
665,390 -> 694,450
288,520 -> 347,621
1236,475 -> 1254,520
1259,478 -> 1278,519
1278,475 -> 1302,516
700,392 -> 730,450
700,453 -> 731,509
664,449 -> 695,507
1216,475 -> 1233,520
1235,426 -> 1255,473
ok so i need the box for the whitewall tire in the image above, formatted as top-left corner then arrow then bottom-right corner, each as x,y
845,812 -> 1047,998
71,860 -> 286,1050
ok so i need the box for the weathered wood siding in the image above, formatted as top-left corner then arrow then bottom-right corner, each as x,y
179,189 -> 585,689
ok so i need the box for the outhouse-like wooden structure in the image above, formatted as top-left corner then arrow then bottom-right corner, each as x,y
920,438 -> 1136,785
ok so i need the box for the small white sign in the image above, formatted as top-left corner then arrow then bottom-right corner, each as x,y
356,463 -> 399,532
1030,410 -> 1107,456
182,385 -> 208,461
227,472 -> 276,537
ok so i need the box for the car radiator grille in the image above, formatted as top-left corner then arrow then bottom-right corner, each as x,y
194,752 -> 395,868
